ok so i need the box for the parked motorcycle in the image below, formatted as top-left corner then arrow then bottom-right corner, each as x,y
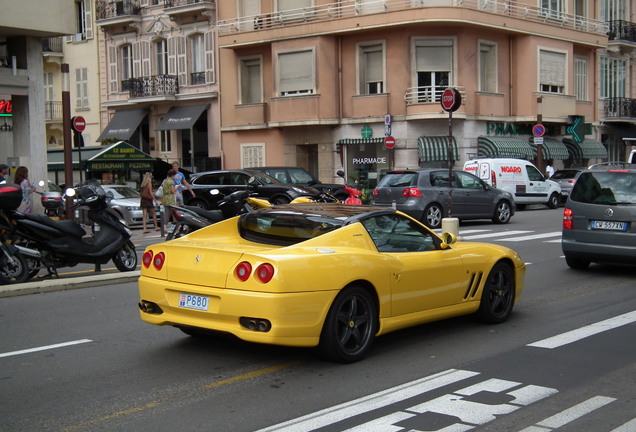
36,180 -> 65,218
336,170 -> 363,204
0,183 -> 31,284
2,181 -> 137,279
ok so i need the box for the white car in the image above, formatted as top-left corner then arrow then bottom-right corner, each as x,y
102,185 -> 161,227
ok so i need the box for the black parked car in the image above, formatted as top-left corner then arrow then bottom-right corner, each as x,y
251,166 -> 348,201
182,169 -> 321,210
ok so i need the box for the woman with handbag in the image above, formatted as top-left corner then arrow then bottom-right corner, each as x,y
140,172 -> 160,233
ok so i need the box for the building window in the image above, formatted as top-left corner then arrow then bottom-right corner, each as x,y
478,41 -> 497,93
359,42 -> 384,95
277,50 -> 315,96
277,0 -> 313,21
239,0 -> 261,31
574,56 -> 588,101
73,0 -> 92,41
159,130 -> 171,153
43,72 -> 54,101
75,67 -> 89,109
415,39 -> 452,102
541,0 -> 565,19
120,44 -> 133,91
601,0 -> 626,21
600,56 -> 626,98
241,143 -> 265,168
190,34 -> 205,85
239,56 -> 262,104
539,50 -> 566,94
155,39 -> 168,75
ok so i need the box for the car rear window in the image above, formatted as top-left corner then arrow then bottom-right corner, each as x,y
239,211 -> 344,245
377,172 -> 418,188
569,171 -> 636,205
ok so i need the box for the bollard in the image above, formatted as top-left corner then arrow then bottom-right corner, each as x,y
441,217 -> 460,239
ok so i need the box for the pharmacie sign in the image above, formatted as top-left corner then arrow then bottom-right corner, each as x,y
0,99 -> 12,116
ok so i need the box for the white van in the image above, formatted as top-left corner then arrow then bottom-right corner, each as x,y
463,158 -> 561,209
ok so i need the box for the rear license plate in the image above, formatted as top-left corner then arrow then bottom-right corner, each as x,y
178,293 -> 209,311
590,220 -> 627,231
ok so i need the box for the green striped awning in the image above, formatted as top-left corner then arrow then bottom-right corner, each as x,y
417,136 -> 458,161
531,138 -> 570,160
338,138 -> 385,145
563,138 -> 608,160
478,136 -> 535,159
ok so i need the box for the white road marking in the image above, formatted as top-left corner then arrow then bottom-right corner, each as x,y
528,310 -> 636,349
462,230 -> 531,240
497,232 -> 562,242
611,418 -> 636,431
254,369 -> 480,432
518,396 -> 616,431
0,339 -> 92,358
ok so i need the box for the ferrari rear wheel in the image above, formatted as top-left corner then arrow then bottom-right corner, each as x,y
477,262 -> 515,324
318,286 -> 376,363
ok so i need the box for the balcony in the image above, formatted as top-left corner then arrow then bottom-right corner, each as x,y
42,37 -> 63,54
603,97 -> 636,119
129,75 -> 179,98
607,20 -> 636,54
404,86 -> 467,118
163,0 -> 215,22
96,0 -> 142,31
45,101 -> 63,122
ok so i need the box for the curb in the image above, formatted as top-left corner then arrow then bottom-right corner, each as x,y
0,271 -> 141,298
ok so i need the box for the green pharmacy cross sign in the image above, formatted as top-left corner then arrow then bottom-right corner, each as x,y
361,125 -> 373,139
566,115 -> 592,143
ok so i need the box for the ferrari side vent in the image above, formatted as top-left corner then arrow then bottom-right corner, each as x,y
464,272 -> 483,299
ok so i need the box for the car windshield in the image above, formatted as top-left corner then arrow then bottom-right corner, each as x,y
239,211 -> 343,245
244,170 -> 281,185
377,172 -> 418,188
569,172 -> 636,205
551,170 -> 580,180
104,186 -> 140,199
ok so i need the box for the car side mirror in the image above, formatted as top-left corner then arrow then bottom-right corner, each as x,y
440,232 -> 457,249
337,170 -> 345,179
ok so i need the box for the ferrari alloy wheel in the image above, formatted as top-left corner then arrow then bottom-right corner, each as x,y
113,241 -> 138,272
424,203 -> 443,229
477,262 -> 515,323
319,286 -> 376,363
492,200 -> 512,224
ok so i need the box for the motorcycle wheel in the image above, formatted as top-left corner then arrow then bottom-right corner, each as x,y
0,250 -> 29,284
113,241 -> 138,272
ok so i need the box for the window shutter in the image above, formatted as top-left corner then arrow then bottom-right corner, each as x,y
84,0 -> 93,39
75,68 -> 82,108
176,36 -> 187,86
278,51 -> 313,93
141,41 -> 151,77
540,51 -> 565,86
205,31 -> 215,83
109,45 -> 118,92
132,42 -> 141,77
365,48 -> 383,83
416,42 -> 452,72
82,67 -> 89,108
168,37 -> 177,75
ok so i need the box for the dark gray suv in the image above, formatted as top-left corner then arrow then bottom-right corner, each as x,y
372,169 -> 515,228
562,163 -> 636,269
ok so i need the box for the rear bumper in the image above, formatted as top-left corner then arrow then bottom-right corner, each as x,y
562,237 -> 636,263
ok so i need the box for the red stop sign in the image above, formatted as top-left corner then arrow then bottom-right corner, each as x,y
440,88 -> 462,112
384,136 -> 396,149
71,116 -> 86,133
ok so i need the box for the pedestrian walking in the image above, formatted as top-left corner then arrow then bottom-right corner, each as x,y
140,172 -> 160,233
14,166 -> 35,214
171,161 -> 194,206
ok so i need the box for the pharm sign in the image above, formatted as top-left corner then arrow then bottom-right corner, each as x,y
0,99 -> 12,116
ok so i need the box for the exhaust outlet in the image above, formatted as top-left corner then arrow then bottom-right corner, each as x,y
14,245 -> 41,259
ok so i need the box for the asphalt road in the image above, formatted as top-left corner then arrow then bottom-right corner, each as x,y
1,207 -> 635,432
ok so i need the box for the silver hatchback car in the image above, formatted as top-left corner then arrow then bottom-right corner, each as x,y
372,169 -> 515,228
562,163 -> 636,269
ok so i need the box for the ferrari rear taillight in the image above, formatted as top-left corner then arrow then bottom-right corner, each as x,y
142,250 -> 153,268
402,187 -> 422,197
255,263 -> 275,283
563,208 -> 573,230
235,262 -> 252,281
153,252 -> 165,270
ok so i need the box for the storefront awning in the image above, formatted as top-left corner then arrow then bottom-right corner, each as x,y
531,138 -> 569,160
156,104 -> 208,131
478,136 -> 535,159
47,147 -> 105,171
96,109 -> 148,142
337,138 -> 385,145
563,138 -> 608,160
87,141 -> 156,171
417,136 -> 458,161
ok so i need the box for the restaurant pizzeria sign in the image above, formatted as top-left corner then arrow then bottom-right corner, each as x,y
86,141 -> 155,171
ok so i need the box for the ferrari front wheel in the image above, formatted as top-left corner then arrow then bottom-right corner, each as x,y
318,286 -> 376,363
477,262 -> 515,324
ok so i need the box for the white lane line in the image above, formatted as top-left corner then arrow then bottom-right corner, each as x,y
0,339 -> 92,358
528,310 -> 636,349
497,232 -> 562,242
254,369 -> 480,432
462,230 -> 531,240
535,396 -> 615,429
611,418 -> 636,431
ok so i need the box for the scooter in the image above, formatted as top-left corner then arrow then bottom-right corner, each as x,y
3,181 -> 137,279
0,183 -> 30,284
337,170 -> 363,204
36,180 -> 65,218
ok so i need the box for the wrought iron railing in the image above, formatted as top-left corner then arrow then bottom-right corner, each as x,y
129,75 -> 179,98
404,86 -> 466,105
603,97 -> 636,118
42,37 -> 63,53
190,72 -> 206,85
218,0 -> 607,35
607,20 -> 636,43
96,0 -> 141,20
164,0 -> 209,7
45,101 -> 63,122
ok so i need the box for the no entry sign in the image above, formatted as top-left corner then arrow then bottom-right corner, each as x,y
384,136 -> 396,149
71,116 -> 86,133
440,88 -> 462,112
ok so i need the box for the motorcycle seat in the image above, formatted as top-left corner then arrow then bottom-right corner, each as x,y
183,205 -> 223,221
22,214 -> 87,238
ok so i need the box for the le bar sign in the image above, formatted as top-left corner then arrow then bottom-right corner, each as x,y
0,99 -> 12,116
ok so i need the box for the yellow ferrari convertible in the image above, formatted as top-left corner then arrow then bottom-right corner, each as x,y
138,203 -> 525,363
